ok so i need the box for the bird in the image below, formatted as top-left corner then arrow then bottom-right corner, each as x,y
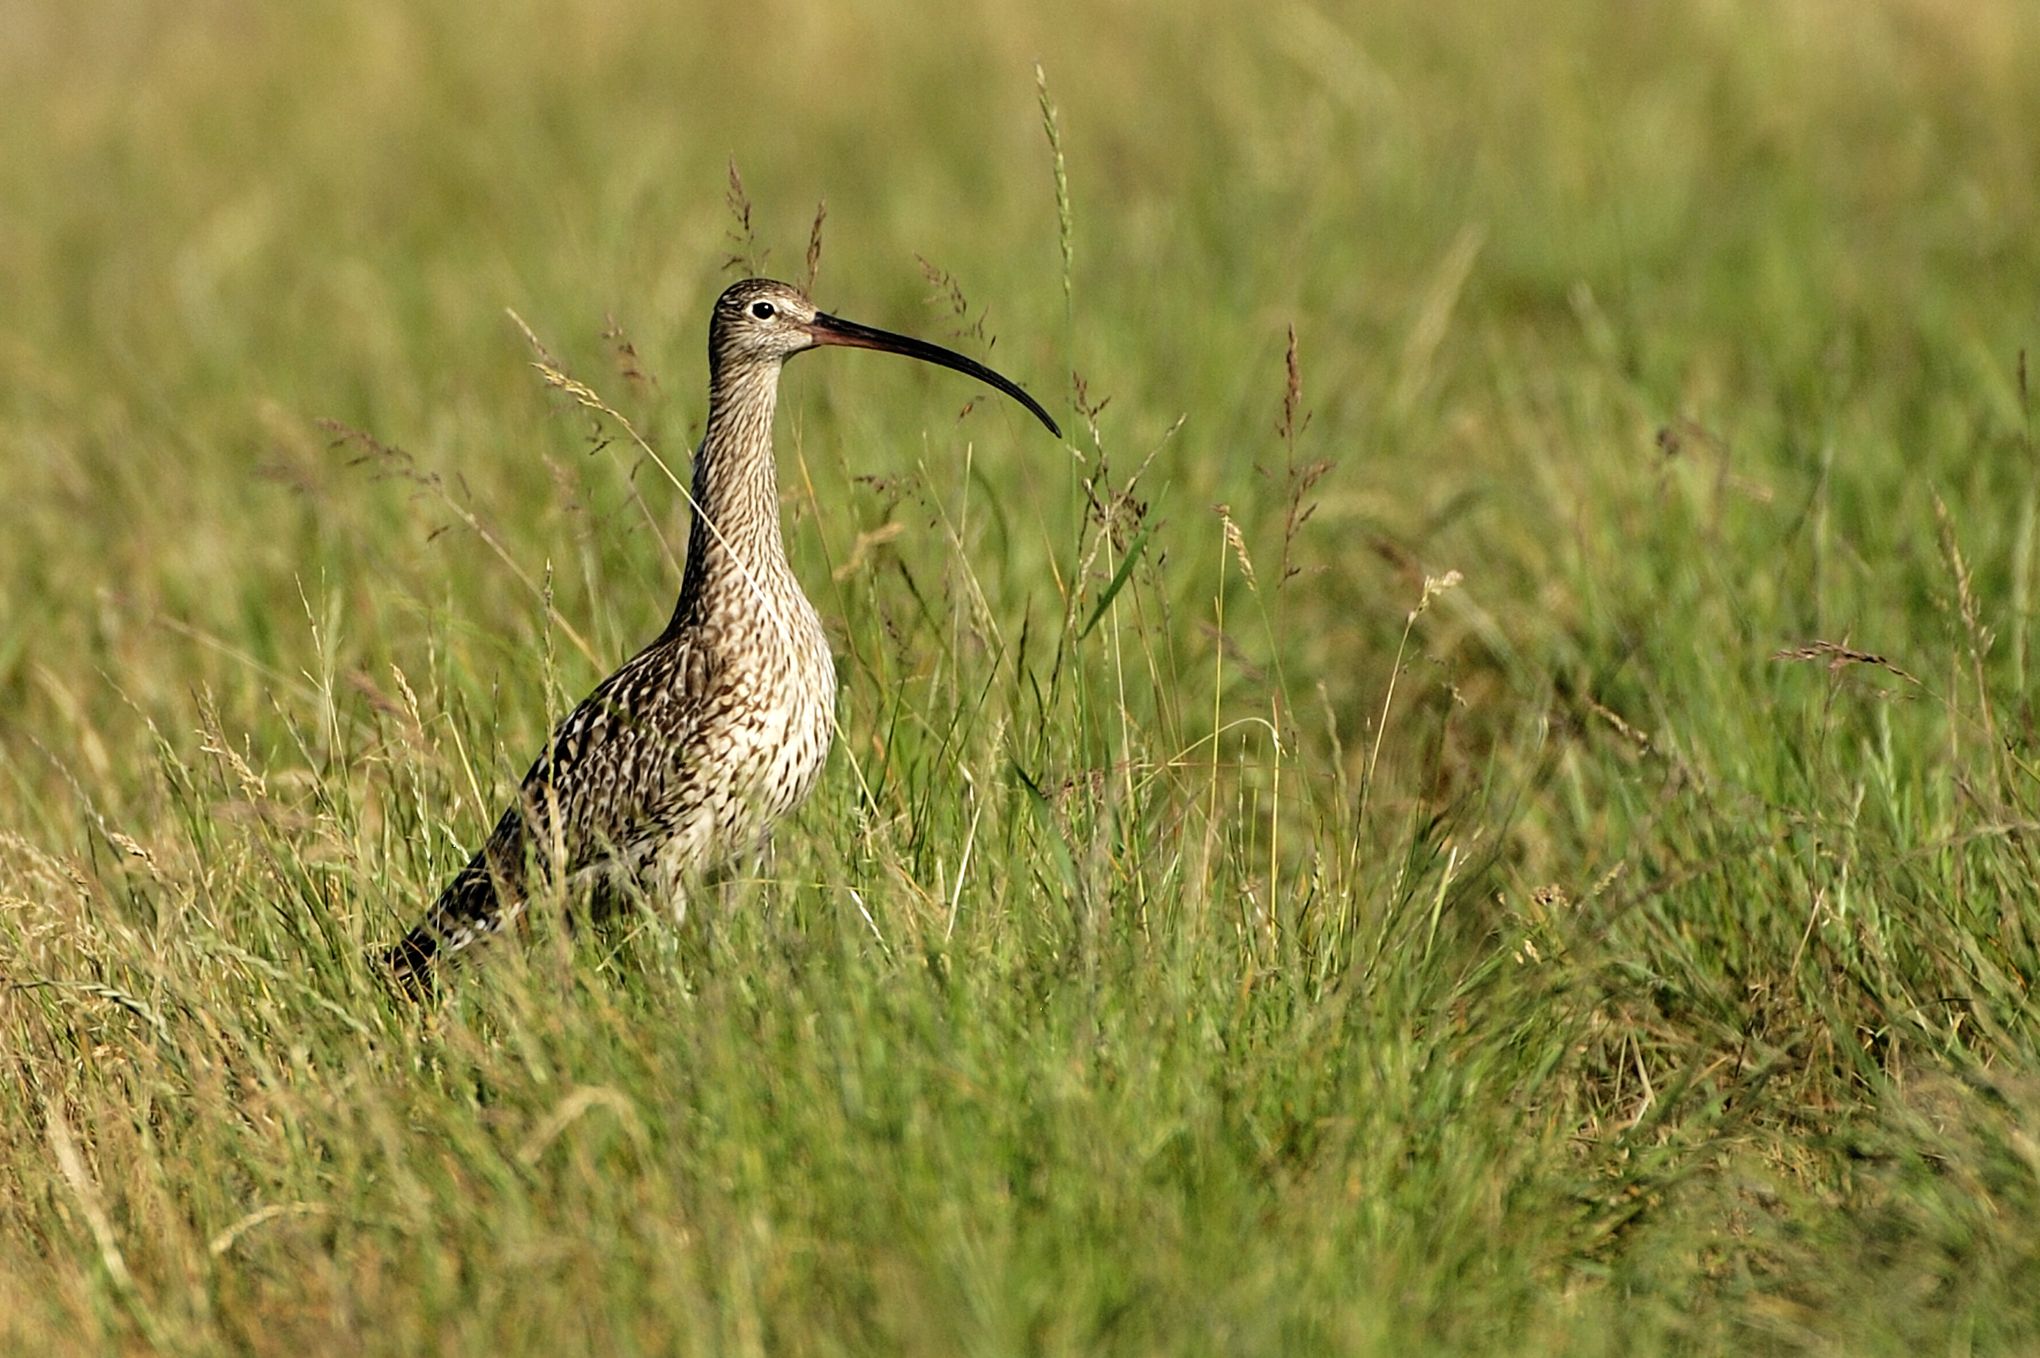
382,277 -> 1061,992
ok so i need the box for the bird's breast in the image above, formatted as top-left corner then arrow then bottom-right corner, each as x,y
633,586 -> 835,895
694,594 -> 836,817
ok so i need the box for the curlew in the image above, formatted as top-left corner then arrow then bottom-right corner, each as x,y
384,277 -> 1060,991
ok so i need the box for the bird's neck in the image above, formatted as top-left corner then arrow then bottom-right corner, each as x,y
670,358 -> 795,631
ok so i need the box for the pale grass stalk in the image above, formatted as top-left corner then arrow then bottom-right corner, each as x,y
918,443 -> 1007,662
1421,842 -> 1460,962
1034,61 -> 1074,323
1102,526 -> 1145,932
441,696 -> 494,848
145,612 -> 319,706
1201,518 -> 1227,923
207,1203 -> 335,1259
1144,716 -> 1284,794
2013,351 -> 2034,691
1360,571 -> 1462,826
45,1102 -> 167,1346
945,798 -> 982,942
516,1085 -> 650,1166
1267,690 -> 1282,955
846,887 -> 889,953
1358,620 -> 1411,828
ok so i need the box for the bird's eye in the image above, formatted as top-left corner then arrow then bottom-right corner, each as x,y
750,301 -> 776,320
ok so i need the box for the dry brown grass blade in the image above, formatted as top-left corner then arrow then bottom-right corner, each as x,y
1772,640 -> 1921,687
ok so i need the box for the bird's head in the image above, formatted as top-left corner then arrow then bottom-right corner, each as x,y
711,279 -> 824,365
709,277 -> 1061,437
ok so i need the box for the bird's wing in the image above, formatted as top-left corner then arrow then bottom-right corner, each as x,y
486,635 -> 713,886
386,636 -> 711,984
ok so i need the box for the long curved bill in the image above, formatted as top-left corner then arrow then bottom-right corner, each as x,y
805,311 -> 1062,438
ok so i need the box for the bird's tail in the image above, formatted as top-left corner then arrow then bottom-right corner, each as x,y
382,853 -> 508,998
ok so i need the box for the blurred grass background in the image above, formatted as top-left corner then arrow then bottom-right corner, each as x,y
4,0 -> 2040,1352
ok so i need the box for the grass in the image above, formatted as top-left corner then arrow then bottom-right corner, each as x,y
4,0 -> 2040,1351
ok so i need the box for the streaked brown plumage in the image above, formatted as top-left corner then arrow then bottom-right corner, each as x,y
385,277 -> 1060,991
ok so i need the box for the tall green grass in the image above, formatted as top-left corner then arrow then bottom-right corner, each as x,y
4,0 -> 2040,1351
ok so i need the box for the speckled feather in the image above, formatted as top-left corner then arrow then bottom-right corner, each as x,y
384,276 -> 1057,992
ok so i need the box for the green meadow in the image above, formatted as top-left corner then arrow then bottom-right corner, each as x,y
4,1 -> 2040,1351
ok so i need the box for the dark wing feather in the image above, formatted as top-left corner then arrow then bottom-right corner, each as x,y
382,637 -> 709,990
